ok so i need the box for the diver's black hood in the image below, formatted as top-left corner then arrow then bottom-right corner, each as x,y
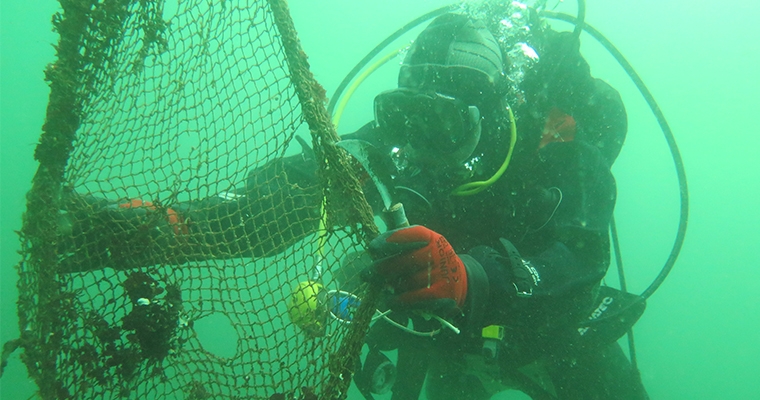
398,13 -> 508,110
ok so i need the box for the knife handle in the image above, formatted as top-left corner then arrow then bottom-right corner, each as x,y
382,202 -> 410,229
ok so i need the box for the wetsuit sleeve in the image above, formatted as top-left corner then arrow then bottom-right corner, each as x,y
58,141 -> 323,272
176,124 -> 397,261
179,120 -> 394,260
175,142 -> 323,260
466,140 -> 616,335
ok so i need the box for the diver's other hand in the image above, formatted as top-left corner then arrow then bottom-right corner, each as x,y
58,195 -> 189,273
366,225 -> 467,313
115,199 -> 188,236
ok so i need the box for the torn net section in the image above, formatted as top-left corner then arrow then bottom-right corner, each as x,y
16,0 -> 374,398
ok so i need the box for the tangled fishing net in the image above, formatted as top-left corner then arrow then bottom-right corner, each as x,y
5,0 -> 562,398
10,0 -> 376,398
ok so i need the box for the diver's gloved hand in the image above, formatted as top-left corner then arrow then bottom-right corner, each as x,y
366,225 -> 468,313
115,199 -> 188,236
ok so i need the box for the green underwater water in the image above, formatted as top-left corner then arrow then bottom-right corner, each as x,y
2,0 -> 759,398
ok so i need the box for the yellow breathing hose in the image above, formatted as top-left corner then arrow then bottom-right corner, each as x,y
451,106 -> 517,196
332,48 -> 403,129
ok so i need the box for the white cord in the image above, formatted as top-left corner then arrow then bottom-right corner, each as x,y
429,314 -> 461,335
325,290 -> 461,336
379,313 -> 441,337
532,186 -> 563,232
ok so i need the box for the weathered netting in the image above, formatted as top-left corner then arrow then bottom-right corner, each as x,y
12,0 -> 377,398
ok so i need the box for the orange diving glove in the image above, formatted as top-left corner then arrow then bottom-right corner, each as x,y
366,225 -> 468,313
118,199 -> 188,236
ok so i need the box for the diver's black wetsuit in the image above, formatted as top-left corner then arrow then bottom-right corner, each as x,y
59,28 -> 647,400
342,70 -> 646,399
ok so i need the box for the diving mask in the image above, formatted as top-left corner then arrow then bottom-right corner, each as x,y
374,88 -> 482,166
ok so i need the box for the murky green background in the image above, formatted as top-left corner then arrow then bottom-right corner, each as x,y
2,0 -> 759,398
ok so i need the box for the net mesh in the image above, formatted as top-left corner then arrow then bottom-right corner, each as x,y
14,0 -> 376,398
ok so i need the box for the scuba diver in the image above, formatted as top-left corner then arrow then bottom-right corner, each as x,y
333,9 -> 647,400
58,3 -> 654,399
